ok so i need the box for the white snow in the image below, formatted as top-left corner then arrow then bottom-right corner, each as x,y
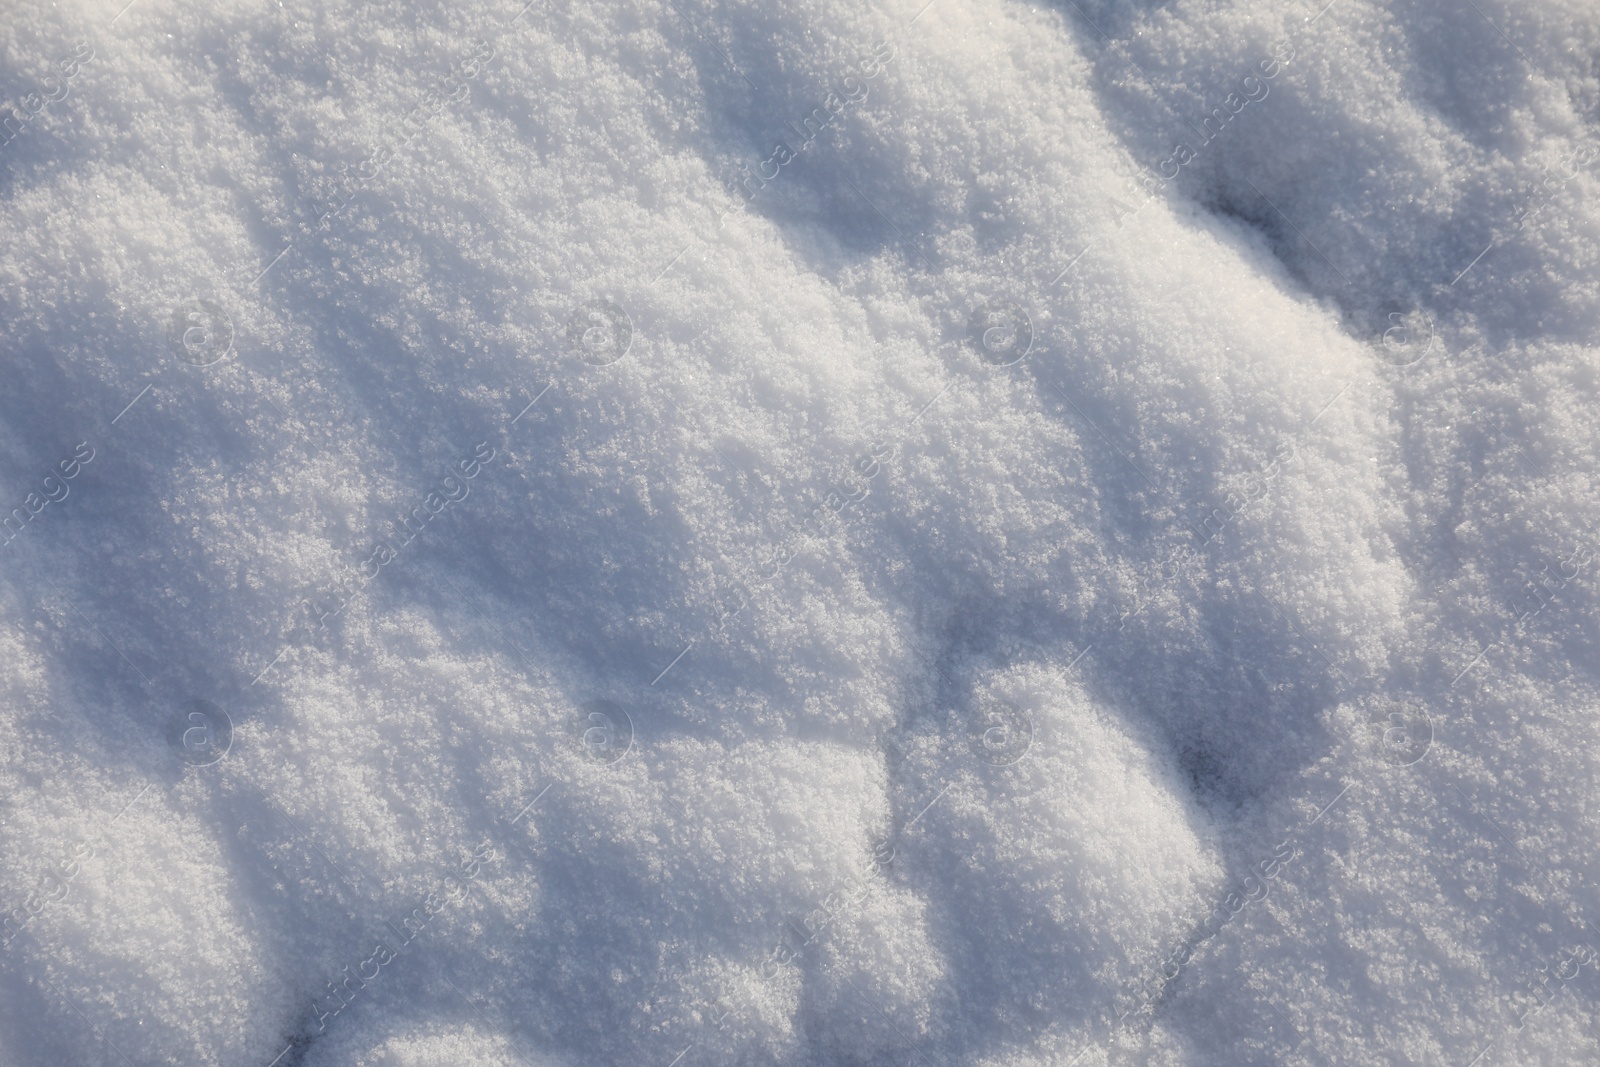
1,0 -> 1598,1064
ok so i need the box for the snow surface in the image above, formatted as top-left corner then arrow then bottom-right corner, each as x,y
1,0 -> 1598,1064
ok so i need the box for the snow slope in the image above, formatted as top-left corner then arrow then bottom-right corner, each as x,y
0,0 -> 1598,1064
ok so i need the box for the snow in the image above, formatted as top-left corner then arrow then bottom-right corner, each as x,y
1,0 -> 1598,1064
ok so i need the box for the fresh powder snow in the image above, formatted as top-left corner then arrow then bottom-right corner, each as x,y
1,0 -> 1598,1065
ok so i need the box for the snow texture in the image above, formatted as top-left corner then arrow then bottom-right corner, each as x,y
1,0 -> 1598,1064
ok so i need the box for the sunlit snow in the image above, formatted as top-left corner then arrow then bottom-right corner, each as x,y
1,0 -> 1598,1065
